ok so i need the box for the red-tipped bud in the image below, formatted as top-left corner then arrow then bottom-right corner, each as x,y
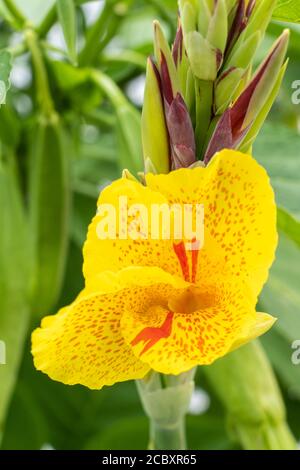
165,93 -> 196,169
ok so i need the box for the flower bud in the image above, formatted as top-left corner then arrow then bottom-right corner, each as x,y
153,20 -> 180,100
166,93 -> 196,169
204,29 -> 289,163
142,58 -> 170,174
206,0 -> 228,54
215,67 -> 244,115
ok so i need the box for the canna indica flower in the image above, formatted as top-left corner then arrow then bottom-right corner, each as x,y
32,149 -> 277,389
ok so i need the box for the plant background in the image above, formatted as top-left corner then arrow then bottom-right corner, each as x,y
0,0 -> 299,450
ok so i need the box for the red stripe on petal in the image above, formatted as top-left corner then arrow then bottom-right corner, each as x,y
131,311 -> 174,356
173,241 -> 190,281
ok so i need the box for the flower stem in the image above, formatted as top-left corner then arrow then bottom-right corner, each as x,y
25,29 -> 55,118
2,0 -> 26,27
91,69 -> 128,109
150,418 -> 187,450
136,370 -> 195,450
78,0 -> 120,66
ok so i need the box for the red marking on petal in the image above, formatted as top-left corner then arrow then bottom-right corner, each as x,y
131,311 -> 174,356
191,238 -> 200,284
173,241 -> 190,281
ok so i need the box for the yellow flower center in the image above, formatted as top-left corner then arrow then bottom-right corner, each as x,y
168,286 -> 216,314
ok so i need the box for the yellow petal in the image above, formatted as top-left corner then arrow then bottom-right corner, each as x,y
146,149 -> 277,296
229,312 -> 277,353
32,267 -> 187,389
83,177 -> 207,284
121,277 -> 256,374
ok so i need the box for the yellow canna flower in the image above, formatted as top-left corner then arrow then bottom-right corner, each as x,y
32,149 -> 278,390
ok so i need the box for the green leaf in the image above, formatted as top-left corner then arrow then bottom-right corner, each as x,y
262,329 -> 300,401
0,50 -> 12,105
260,231 -> 300,345
0,158 -> 31,444
50,60 -> 90,90
273,0 -> 300,23
14,0 -> 55,24
116,105 -> 143,174
204,341 -> 296,450
56,0 -> 77,64
254,123 -> 300,221
277,207 -> 300,248
0,104 -> 21,147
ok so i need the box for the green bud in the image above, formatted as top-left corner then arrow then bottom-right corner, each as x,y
206,0 -> 228,53
197,0 -> 212,37
239,61 -> 288,153
142,58 -> 170,174
205,0 -> 215,12
226,31 -> 261,70
185,66 -> 196,119
185,31 -> 218,81
173,24 -> 190,98
153,20 -> 180,96
215,67 -> 244,115
245,0 -> 278,41
243,29 -> 289,129
181,1 -> 198,35
231,0 -> 277,59
225,0 -> 236,13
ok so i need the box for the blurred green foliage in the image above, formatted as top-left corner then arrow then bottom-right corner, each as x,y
0,0 -> 299,450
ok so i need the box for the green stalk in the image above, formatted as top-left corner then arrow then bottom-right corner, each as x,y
37,0 -> 95,38
2,0 -> 26,27
136,370 -> 196,450
78,0 -> 119,66
90,69 -> 128,108
102,50 -> 147,70
25,29 -> 55,118
150,419 -> 186,450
